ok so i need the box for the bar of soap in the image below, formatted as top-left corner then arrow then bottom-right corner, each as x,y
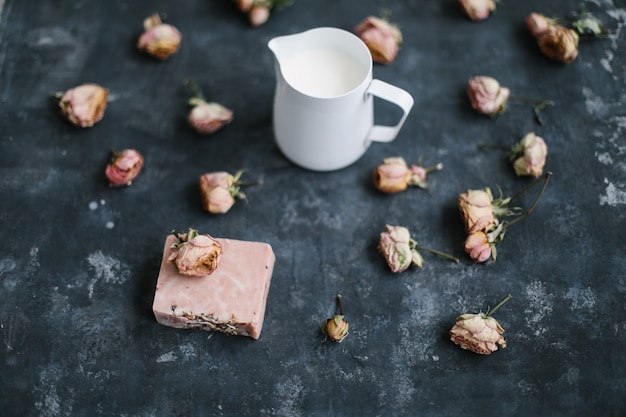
152,235 -> 275,339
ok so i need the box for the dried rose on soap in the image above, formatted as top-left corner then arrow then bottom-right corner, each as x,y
458,0 -> 496,21
57,83 -> 108,128
378,225 -> 458,272
321,295 -> 349,342
199,170 -> 249,214
354,16 -> 402,65
537,25 -> 579,63
105,149 -> 144,187
373,157 -> 442,193
450,295 -> 511,355
467,76 -> 510,116
137,13 -> 182,60
168,229 -> 222,277
188,100 -> 233,134
510,132 -> 548,177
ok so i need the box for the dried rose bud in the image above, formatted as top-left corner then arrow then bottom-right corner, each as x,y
373,157 -> 442,193
199,171 -> 248,214
458,188 -> 499,234
378,225 -> 415,272
355,16 -> 402,65
57,83 -> 109,128
458,0 -> 496,21
249,6 -> 270,27
168,229 -> 222,277
464,231 -> 493,263
537,25 -> 579,64
188,99 -> 233,134
525,13 -> 558,38
105,149 -> 144,187
321,294 -> 349,342
378,225 -> 458,272
510,132 -> 548,178
233,0 -> 254,12
467,76 -> 510,116
137,14 -> 182,60
450,295 -> 511,355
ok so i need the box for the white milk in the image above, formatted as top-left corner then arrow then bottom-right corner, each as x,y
280,48 -> 368,98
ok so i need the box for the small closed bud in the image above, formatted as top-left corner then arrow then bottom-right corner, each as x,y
525,13 -> 558,38
188,99 -> 234,135
199,170 -> 254,214
105,149 -> 144,187
458,0 -> 496,21
537,25 -> 579,64
354,16 -> 402,65
467,76 -> 510,116
373,157 -> 442,193
321,295 -> 349,342
463,231 -> 493,263
137,14 -> 182,60
167,229 -> 222,277
510,132 -> 548,178
57,83 -> 109,128
450,295 -> 511,355
249,6 -> 270,27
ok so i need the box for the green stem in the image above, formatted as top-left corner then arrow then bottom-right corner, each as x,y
505,171 -> 552,229
415,244 -> 459,264
485,294 -> 512,317
184,78 -> 205,101
510,96 -> 554,125
336,294 -> 344,315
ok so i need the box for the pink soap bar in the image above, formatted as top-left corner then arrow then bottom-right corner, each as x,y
152,235 -> 275,339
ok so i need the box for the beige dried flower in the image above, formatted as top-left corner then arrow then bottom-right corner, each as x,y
458,0 -> 496,21
168,229 -> 222,277
354,16 -> 402,65
373,157 -> 442,193
199,171 -> 247,214
321,294 -> 349,342
467,76 -> 510,116
450,295 -> 511,355
137,13 -> 182,60
57,83 -> 109,128
510,132 -> 548,178
537,25 -> 579,64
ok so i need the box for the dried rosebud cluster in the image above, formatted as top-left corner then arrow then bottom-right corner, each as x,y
231,0 -> 292,27
450,295 -> 511,355
168,229 -> 222,277
354,16 -> 402,65
509,132 -> 548,177
373,157 -> 442,193
458,0 -> 496,21
467,76 -> 510,116
137,13 -> 182,60
525,13 -> 579,63
378,225 -> 458,272
188,98 -> 234,134
105,149 -> 144,187
199,170 -> 248,214
57,83 -> 109,128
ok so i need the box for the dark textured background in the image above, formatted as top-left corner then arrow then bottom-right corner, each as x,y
1,0 -> 625,416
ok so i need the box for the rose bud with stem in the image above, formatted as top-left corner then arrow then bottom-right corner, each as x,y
321,294 -> 349,342
199,170 -> 261,214
479,132 -> 548,178
137,13 -> 182,60
373,157 -> 443,193
184,79 -> 233,135
450,294 -> 511,355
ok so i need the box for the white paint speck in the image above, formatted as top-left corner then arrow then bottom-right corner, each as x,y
599,178 -> 626,206
86,251 -> 130,299
88,201 -> 98,210
156,351 -> 177,363
564,286 -> 597,310
105,221 -> 115,229
596,151 -> 613,165
432,355 -> 439,361
582,87 -> 608,117
100,199 -> 106,205
524,281 -> 554,336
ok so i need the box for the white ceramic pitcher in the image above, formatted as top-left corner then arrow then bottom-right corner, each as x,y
268,27 -> 414,171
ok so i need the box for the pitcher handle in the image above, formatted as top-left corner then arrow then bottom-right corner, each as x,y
365,79 -> 414,143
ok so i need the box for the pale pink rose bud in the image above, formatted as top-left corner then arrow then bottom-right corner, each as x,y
105,149 -> 144,187
511,132 -> 548,177
372,157 -> 410,193
458,0 -> 496,21
463,231 -> 492,263
450,313 -> 506,354
467,76 -> 510,116
450,295 -> 510,355
199,171 -> 248,214
321,295 -> 349,342
249,6 -> 270,27
233,0 -> 254,12
355,16 -> 402,65
188,99 -> 234,134
137,14 -> 182,60
458,188 -> 498,234
407,162 -> 443,189
168,229 -> 222,277
57,83 -> 109,128
537,25 -> 579,64
525,13 -> 557,38
378,225 -> 414,272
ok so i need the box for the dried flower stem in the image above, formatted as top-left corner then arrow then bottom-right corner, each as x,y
505,171 -> 552,228
184,78 -> 205,102
335,294 -> 344,315
485,294 -> 512,317
410,239 -> 459,264
510,95 -> 554,125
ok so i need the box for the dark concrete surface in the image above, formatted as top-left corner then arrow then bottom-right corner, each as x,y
1,0 -> 625,416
